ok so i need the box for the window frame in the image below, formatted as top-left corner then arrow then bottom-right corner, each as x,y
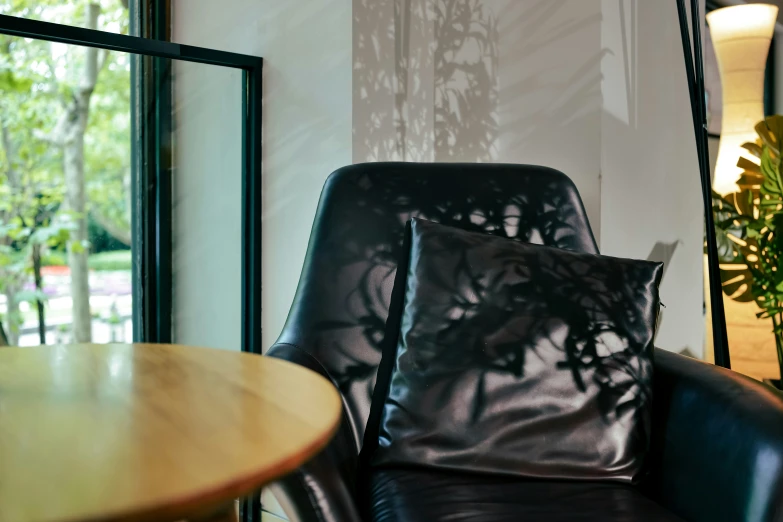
131,0 -> 175,344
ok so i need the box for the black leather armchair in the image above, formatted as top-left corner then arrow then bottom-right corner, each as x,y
267,163 -> 783,522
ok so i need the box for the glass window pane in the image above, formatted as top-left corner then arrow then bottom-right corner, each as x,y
171,60 -> 243,351
0,34 -> 131,346
0,32 -> 245,349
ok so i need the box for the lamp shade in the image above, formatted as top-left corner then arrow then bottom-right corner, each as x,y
707,3 -> 777,195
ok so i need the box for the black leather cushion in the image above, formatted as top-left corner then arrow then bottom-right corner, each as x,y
370,468 -> 685,522
371,218 -> 664,483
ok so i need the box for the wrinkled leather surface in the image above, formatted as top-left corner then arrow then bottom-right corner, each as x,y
276,163 -> 598,452
371,218 -> 663,483
370,468 -> 685,522
644,349 -> 783,522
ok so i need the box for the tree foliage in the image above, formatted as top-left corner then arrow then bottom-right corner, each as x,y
0,0 -> 129,344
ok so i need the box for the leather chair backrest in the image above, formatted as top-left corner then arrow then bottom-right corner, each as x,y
272,162 -> 598,451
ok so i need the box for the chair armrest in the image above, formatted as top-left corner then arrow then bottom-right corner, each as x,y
266,343 -> 363,522
645,349 -> 783,522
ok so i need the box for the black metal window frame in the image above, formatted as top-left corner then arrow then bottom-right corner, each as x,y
0,14 -> 263,355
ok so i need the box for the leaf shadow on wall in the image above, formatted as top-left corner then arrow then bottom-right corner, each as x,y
352,0 -> 499,163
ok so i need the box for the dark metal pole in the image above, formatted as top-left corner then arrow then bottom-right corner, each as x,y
239,63 -> 264,522
676,0 -> 731,368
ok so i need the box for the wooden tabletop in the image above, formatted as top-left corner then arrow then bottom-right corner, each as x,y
0,343 -> 342,522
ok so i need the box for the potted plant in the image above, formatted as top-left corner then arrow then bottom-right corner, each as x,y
713,115 -> 783,389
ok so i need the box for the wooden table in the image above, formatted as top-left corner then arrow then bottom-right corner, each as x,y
0,343 -> 342,522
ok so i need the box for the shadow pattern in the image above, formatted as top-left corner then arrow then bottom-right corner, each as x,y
270,163 -> 599,450
374,218 -> 663,483
353,0 -> 499,163
434,0 -> 498,161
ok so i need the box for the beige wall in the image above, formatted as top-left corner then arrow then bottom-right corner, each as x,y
600,0 -> 705,357
352,0 -> 603,237
495,0 -> 603,236
171,0 -> 706,359
351,0 -> 704,355
172,0 -> 353,350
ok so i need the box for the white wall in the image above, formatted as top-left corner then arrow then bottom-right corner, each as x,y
171,0 -> 705,359
172,0 -> 353,350
600,0 -> 705,356
495,0 -> 602,236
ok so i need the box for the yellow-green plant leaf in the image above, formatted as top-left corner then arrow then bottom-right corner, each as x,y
756,115 -> 783,156
742,142 -> 763,159
737,156 -> 762,173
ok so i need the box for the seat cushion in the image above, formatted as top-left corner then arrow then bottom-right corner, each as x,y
370,468 -> 684,522
369,218 -> 664,483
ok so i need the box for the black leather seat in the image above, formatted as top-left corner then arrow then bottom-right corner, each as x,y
267,163 -> 783,522
370,468 -> 684,522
